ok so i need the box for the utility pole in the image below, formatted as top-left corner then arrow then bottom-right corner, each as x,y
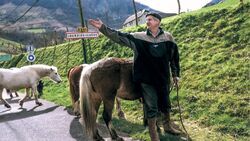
77,0 -> 87,63
132,0 -> 138,26
177,0 -> 181,14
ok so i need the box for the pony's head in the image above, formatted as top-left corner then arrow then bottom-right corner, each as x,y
48,66 -> 62,83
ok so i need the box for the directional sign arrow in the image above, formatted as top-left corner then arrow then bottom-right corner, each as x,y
27,54 -> 36,62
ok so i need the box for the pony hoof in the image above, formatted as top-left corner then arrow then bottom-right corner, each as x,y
118,112 -> 126,119
94,136 -> 104,141
111,137 -> 124,141
74,111 -> 81,117
4,104 -> 11,108
95,138 -> 104,141
116,137 -> 124,141
36,102 -> 43,106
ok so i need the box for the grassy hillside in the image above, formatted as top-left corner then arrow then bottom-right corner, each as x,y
0,37 -> 23,54
1,0 -> 249,140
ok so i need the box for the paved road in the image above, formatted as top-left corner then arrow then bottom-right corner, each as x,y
0,91 -> 135,141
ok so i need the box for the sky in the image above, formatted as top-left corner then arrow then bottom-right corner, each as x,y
135,0 -> 212,13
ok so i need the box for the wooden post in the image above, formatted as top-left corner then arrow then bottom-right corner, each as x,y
77,0 -> 87,63
132,0 -> 138,26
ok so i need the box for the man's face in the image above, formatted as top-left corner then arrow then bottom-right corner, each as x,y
146,15 -> 160,29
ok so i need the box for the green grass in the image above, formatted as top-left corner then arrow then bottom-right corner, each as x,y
0,37 -> 23,54
1,0 -> 249,140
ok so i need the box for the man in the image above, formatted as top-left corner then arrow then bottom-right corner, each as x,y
89,12 -> 181,141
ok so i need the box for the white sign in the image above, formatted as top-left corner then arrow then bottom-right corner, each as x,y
66,32 -> 99,39
26,45 -> 34,52
27,54 -> 36,62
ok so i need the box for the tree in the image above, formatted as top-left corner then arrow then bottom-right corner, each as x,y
132,0 -> 138,26
177,0 -> 181,14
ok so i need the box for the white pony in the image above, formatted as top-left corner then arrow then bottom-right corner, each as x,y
0,64 -> 62,108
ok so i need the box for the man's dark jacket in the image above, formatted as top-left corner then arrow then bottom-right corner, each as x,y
99,25 -> 180,87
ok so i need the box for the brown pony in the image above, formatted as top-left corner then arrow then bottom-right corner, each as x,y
67,64 -> 88,115
79,57 -> 142,141
67,64 -> 125,118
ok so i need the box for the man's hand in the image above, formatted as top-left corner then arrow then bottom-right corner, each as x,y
173,77 -> 180,87
89,19 -> 103,29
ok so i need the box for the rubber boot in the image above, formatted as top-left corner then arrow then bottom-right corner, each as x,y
162,112 -> 181,135
147,118 -> 160,141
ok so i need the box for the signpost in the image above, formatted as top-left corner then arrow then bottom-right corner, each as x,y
65,25 -> 99,63
0,54 -> 12,61
26,44 -> 35,63
76,0 -> 88,63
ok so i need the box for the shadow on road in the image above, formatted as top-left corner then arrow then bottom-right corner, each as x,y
66,107 -> 126,141
0,105 -> 59,123
65,107 -> 87,141
69,117 -> 86,141
4,97 -> 34,105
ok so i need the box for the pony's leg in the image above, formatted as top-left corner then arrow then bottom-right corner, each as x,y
92,97 -> 104,141
103,98 -> 124,141
27,88 -> 32,99
33,86 -> 42,106
19,88 -> 29,107
73,100 -> 80,116
10,93 -> 13,98
0,88 -> 11,108
93,129 -> 104,141
69,81 -> 76,104
6,89 -> 13,98
83,95 -> 103,140
72,84 -> 80,116
15,91 -> 19,97
115,97 -> 125,119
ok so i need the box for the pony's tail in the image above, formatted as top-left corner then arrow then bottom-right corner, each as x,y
79,73 -> 95,137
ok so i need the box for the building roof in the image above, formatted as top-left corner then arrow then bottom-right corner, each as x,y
159,12 -> 177,18
123,9 -> 149,25
123,9 -> 177,26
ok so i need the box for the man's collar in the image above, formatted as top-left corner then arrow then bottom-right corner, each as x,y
146,27 -> 164,37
